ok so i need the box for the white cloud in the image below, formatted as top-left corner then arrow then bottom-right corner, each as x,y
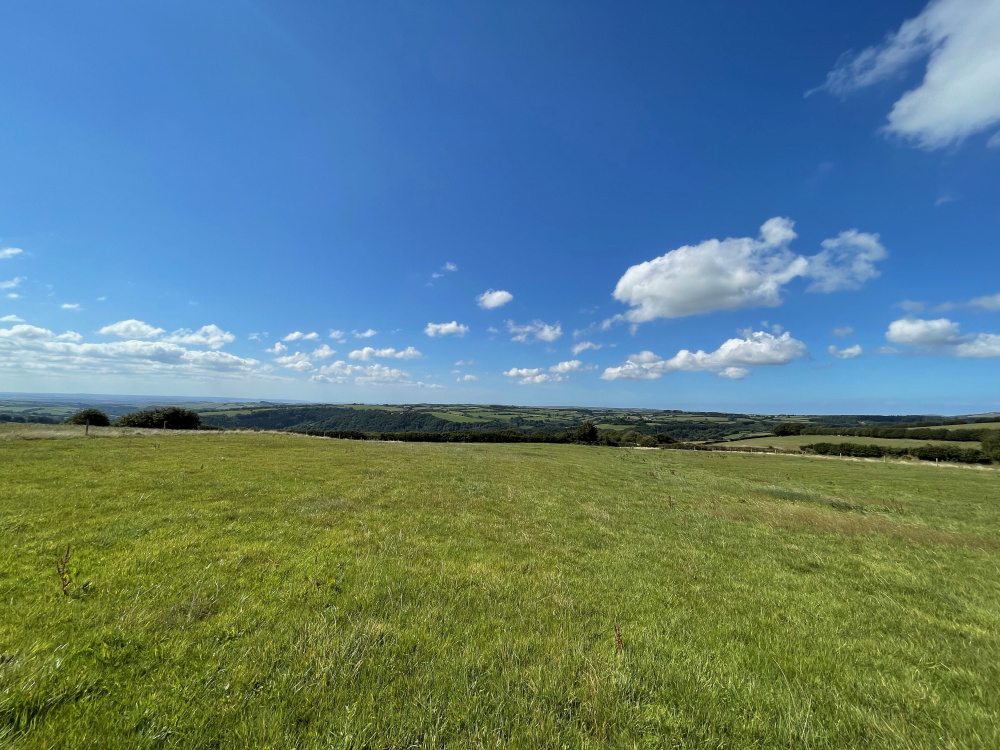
507,319 -> 562,343
0,248 -> 23,260
61,303 -> 80,310
956,333 -> 1000,358
1,314 -> 25,323
443,262 -> 458,272
502,367 -> 566,385
611,218 -> 885,322
431,272 -> 443,279
454,359 -> 474,366
549,359 -> 584,374
0,323 -> 262,378
162,325 -> 236,350
424,321 -> 469,338
886,317 -> 963,346
98,319 -> 166,339
476,289 -> 513,309
601,330 -> 807,380
352,329 -> 377,339
348,346 -> 422,361
460,374 -> 478,382
885,317 -> 1000,358
311,344 -> 337,359
969,292 -> 1000,311
572,341 -> 602,355
283,331 -> 319,342
989,131 -> 1000,148
717,367 -> 751,379
6,293 -> 19,299
874,346 -> 902,355
806,230 -> 887,293
328,329 -> 347,342
266,341 -> 288,354
815,0 -> 1000,149
828,344 -> 864,359
275,351 -> 314,372
310,360 -> 413,385
832,326 -> 854,338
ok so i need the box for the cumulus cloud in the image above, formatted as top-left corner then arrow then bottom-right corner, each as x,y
310,360 -> 414,385
832,326 -> 854,338
0,277 -> 24,290
443,262 -> 458,272
352,329 -> 377,339
549,360 -> 584,374
311,344 -> 337,359
807,230 -> 888,293
885,316 -> 1000,358
601,330 -> 807,380
502,367 -> 566,385
283,331 -> 319,342
572,341 -> 602,355
828,344 -> 864,359
266,341 -> 288,354
0,248 -> 23,260
98,319 -> 166,339
611,218 -> 885,323
956,333 -> 1000,358
274,352 -> 314,372
424,321 -> 469,337
61,303 -> 80,310
459,374 -> 478,382
886,317 -> 963,346
0,323 -> 262,379
814,0 -> 1000,149
476,289 -> 513,309
329,329 -> 347,342
348,346 -> 422,361
507,319 -> 562,343
162,325 -> 236,350
0,314 -> 24,323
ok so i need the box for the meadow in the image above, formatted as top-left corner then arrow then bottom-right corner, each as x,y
2,428 -> 999,748
716,434 -> 983,451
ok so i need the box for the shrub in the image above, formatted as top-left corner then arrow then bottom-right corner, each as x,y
115,407 -> 201,430
64,409 -> 110,426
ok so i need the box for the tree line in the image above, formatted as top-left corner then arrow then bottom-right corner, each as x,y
802,441 -> 998,464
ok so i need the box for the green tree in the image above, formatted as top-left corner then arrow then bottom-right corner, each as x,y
773,421 -> 805,436
573,421 -> 598,444
115,407 -> 201,430
64,409 -> 110,426
981,431 -> 1000,461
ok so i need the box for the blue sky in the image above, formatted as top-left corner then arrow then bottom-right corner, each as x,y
1,0 -> 999,413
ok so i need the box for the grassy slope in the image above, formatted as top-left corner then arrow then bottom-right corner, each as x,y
722,435 -> 982,450
2,432 -> 1000,748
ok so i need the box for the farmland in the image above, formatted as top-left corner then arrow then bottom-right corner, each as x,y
2,427 -> 999,748
716,434 -> 983,451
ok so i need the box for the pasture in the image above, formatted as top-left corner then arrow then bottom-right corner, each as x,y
2,430 -> 999,748
719,434 -> 983,451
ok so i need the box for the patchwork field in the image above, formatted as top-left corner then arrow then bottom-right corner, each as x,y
718,435 -> 983,451
2,431 -> 999,748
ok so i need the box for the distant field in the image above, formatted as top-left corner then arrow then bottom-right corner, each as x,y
923,421 -> 1000,431
3,430 -> 1000,747
721,435 -> 982,451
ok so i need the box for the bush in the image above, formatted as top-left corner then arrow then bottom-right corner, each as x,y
115,407 -> 201,430
64,409 -> 110,426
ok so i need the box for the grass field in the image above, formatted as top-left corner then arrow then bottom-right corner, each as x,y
721,435 -> 983,451
3,430 -> 999,748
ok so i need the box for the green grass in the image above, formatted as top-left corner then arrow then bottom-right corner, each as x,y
3,431 -> 1000,748
723,434 -> 982,451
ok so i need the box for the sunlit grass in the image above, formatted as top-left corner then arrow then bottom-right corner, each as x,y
2,432 -> 999,748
